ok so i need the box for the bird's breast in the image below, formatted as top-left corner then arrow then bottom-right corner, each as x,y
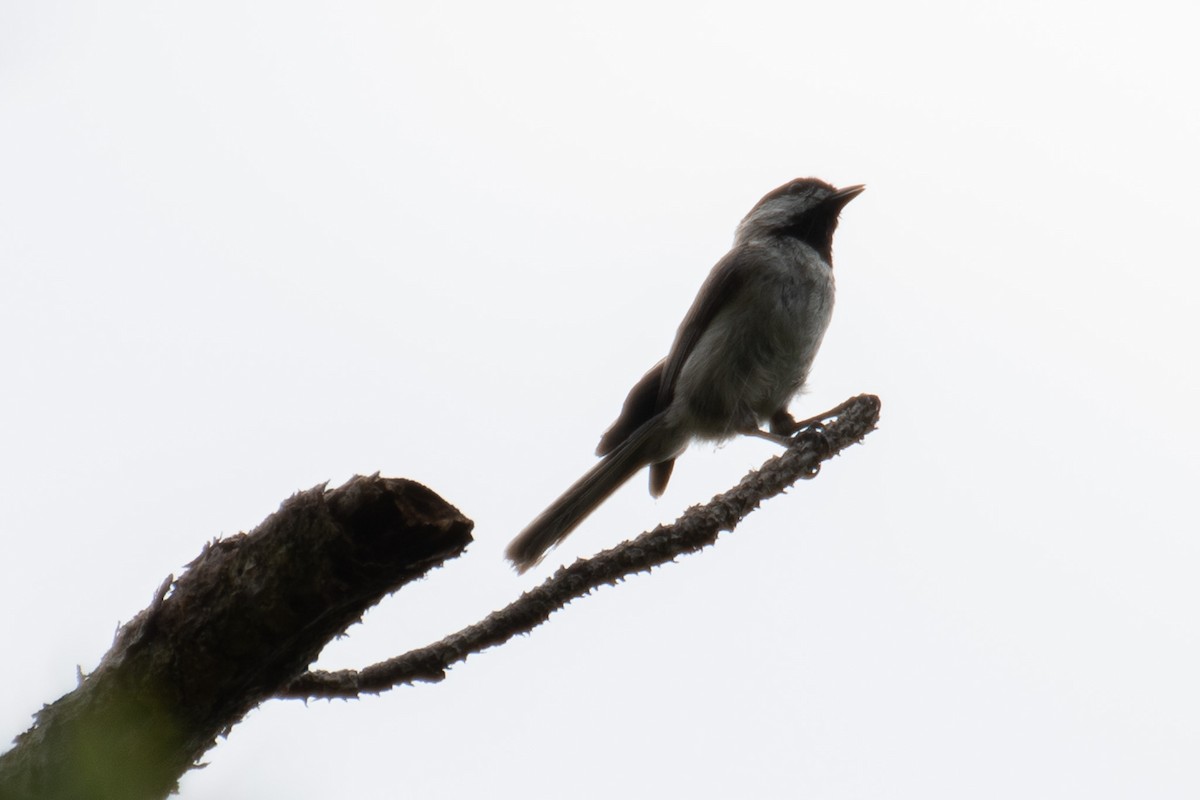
671,248 -> 834,439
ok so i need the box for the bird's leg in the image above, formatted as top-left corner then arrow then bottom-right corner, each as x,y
742,408 -> 835,454
777,394 -> 869,437
743,427 -> 796,447
769,408 -> 828,437
740,411 -> 814,445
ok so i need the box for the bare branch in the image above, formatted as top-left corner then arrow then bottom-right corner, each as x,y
281,393 -> 881,700
0,394 -> 879,798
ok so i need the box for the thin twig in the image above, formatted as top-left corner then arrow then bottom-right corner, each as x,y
280,393 -> 881,700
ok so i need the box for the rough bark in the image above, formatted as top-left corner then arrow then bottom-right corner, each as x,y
0,475 -> 472,800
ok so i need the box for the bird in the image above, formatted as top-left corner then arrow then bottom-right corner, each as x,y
506,178 -> 863,572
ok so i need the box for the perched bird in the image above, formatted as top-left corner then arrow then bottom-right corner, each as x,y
506,178 -> 863,572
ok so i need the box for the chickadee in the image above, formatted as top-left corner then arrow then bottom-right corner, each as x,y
506,178 -> 863,572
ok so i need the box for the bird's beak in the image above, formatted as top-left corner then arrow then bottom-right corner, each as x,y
829,184 -> 866,208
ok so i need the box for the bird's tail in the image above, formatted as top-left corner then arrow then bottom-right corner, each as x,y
506,417 -> 665,572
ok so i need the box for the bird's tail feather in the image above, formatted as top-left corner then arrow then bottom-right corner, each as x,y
507,417 -> 664,572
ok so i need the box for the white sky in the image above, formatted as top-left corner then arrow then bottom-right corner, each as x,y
2,2 -> 1198,798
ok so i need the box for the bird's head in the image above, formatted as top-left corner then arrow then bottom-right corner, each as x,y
736,178 -> 864,264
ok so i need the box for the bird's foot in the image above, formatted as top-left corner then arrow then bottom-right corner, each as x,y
764,409 -> 835,456
744,428 -> 797,447
769,409 -> 828,437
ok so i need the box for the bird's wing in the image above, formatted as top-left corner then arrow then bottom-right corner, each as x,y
654,247 -> 751,413
596,358 -> 665,456
596,247 -> 751,456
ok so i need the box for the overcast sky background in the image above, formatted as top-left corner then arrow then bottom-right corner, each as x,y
2,2 -> 1198,798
